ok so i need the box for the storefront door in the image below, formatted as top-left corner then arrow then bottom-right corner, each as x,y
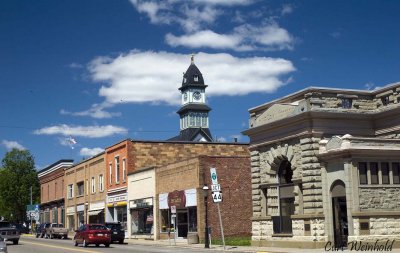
177,209 -> 188,238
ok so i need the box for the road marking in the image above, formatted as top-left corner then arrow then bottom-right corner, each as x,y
23,241 -> 102,253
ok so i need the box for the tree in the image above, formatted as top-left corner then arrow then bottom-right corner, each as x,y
0,149 -> 40,222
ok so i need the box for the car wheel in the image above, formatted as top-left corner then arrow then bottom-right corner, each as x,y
95,244 -> 99,247
64,235 -> 68,239
50,233 -> 53,239
13,239 -> 19,245
74,239 -> 78,246
105,243 -> 110,247
36,234 -> 39,238
119,239 -> 124,244
83,239 -> 88,247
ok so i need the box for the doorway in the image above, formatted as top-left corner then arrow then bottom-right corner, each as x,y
331,181 -> 348,248
176,209 -> 188,238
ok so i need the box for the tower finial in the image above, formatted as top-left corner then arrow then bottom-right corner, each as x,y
190,53 -> 195,64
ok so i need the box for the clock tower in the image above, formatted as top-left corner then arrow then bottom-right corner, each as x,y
168,55 -> 213,142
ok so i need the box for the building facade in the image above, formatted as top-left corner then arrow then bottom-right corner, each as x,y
38,159 -> 73,225
244,83 -> 400,248
156,155 -> 252,242
64,152 -> 106,231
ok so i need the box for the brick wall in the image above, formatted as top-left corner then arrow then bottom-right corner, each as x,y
132,141 -> 249,171
105,140 -> 131,191
39,169 -> 64,204
201,156 -> 252,238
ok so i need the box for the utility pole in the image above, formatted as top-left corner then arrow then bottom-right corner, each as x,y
30,186 -> 33,234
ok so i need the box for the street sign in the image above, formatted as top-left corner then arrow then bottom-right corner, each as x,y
210,168 -> 218,185
171,205 -> 176,214
212,191 -> 223,203
211,184 -> 221,192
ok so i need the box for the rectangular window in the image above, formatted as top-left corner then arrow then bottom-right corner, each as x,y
67,184 -> 74,199
115,156 -> 120,183
91,177 -> 96,194
370,162 -> 379,184
359,162 -> 368,185
131,208 -> 153,234
188,207 -> 197,232
86,179 -> 89,196
194,75 -> 199,82
123,159 -> 126,182
393,163 -> 400,184
341,98 -> 352,109
99,174 -> 104,192
77,181 -> 84,196
160,209 -> 171,233
109,163 -> 112,185
381,162 -> 390,184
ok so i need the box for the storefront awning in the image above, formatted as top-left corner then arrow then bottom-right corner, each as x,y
107,202 -> 127,208
88,210 -> 103,216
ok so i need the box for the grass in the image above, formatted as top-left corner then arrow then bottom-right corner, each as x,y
200,236 -> 251,246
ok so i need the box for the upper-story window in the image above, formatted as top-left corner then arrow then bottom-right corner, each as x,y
341,98 -> 352,109
358,162 -> 400,185
91,177 -> 96,194
122,158 -> 126,182
99,174 -> 104,192
194,75 -> 199,82
109,163 -> 112,185
77,181 -> 84,196
370,162 -> 379,184
67,184 -> 74,199
115,156 -> 120,183
381,96 -> 390,105
358,162 -> 368,185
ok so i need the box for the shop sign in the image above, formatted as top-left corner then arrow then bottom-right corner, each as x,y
107,194 -> 127,204
77,204 -> 85,212
168,190 -> 186,208
89,201 -> 105,211
66,206 -> 75,214
129,198 -> 153,209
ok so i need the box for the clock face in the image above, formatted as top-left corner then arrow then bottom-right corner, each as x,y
193,91 -> 201,101
183,92 -> 188,101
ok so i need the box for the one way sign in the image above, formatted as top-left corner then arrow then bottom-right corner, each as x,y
212,191 -> 223,203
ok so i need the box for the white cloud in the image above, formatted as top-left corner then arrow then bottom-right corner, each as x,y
88,51 -> 295,105
281,4 -> 294,15
166,23 -> 294,51
34,124 -> 128,138
69,63 -> 84,69
80,147 -> 104,157
1,140 -> 26,151
61,102 -> 121,119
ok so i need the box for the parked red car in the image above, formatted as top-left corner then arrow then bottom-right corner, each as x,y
73,224 -> 110,247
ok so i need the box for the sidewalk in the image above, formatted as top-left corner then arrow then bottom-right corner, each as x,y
124,238 -> 340,253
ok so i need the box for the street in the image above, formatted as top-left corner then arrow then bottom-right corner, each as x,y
7,235 -> 226,253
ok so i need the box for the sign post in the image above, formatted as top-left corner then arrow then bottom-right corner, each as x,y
209,168 -> 225,250
171,206 -> 177,245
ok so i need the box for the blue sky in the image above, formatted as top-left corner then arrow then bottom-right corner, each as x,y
1,0 -> 400,169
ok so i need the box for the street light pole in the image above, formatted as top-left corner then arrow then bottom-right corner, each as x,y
202,185 -> 210,249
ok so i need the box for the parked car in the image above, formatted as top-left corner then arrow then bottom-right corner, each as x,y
45,223 -> 68,239
12,224 -> 29,234
36,223 -> 50,238
104,222 -> 125,244
0,236 -> 7,253
74,224 -> 110,247
0,221 -> 19,245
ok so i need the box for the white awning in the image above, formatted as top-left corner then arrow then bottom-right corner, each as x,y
88,210 -> 103,216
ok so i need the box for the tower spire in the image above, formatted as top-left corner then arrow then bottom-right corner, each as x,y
190,53 -> 195,64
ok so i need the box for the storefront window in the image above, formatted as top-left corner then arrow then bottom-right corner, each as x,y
67,215 -> 75,230
131,208 -> 153,234
77,212 -> 84,227
160,209 -> 172,232
116,206 -> 127,230
188,207 -> 197,232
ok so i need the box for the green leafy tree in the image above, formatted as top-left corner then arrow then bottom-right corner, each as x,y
0,149 -> 40,222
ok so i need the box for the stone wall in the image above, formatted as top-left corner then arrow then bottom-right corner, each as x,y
359,188 -> 400,211
351,217 -> 400,241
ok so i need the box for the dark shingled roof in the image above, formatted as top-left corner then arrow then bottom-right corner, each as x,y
179,63 -> 207,91
177,103 -> 211,115
167,128 -> 213,142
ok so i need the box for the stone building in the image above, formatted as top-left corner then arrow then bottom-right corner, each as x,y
64,152 -> 106,231
38,159 -> 73,225
243,83 -> 400,248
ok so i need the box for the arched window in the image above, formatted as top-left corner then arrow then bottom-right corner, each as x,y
273,160 -> 295,234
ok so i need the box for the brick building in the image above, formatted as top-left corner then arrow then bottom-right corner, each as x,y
64,152 -> 106,231
156,155 -> 252,242
244,83 -> 400,248
38,159 -> 73,225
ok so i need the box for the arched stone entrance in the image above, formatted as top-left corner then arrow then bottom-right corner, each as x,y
330,180 -> 348,248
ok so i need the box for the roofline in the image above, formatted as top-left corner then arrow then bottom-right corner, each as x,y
38,160 -> 74,178
104,138 -> 132,150
249,82 -> 400,113
65,151 -> 105,170
130,139 -> 249,145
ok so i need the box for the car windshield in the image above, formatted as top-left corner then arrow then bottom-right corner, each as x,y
89,225 -> 106,230
52,224 -> 62,227
106,223 -> 121,230
0,222 -> 11,228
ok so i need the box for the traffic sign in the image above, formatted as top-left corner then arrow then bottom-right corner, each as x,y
210,168 -> 218,185
171,205 -> 176,214
212,191 -> 222,203
211,184 -> 221,192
